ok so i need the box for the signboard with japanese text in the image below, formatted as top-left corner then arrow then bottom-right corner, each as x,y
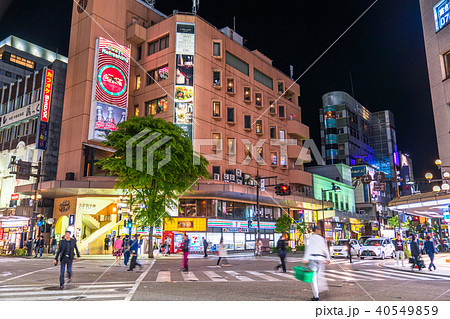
36,68 -> 54,150
434,0 -> 450,32
0,101 -> 40,129
89,38 -> 131,142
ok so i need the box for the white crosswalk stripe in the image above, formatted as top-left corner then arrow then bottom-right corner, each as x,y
181,271 -> 199,281
246,271 -> 281,281
156,271 -> 171,282
224,271 -> 254,281
204,271 -> 227,281
0,282 -> 134,301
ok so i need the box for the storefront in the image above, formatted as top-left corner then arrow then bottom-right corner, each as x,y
0,216 -> 29,253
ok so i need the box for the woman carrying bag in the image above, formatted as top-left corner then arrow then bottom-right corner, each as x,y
113,236 -> 123,266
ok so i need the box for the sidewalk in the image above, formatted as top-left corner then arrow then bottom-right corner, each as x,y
380,253 -> 450,277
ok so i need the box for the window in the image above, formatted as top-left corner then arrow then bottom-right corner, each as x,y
226,78 -> 235,93
279,130 -> 286,141
280,155 -> 287,168
270,126 -> 276,139
244,87 -> 251,102
33,88 -> 41,103
257,147 -> 263,161
137,45 -> 142,60
277,81 -> 284,94
146,65 -> 169,85
213,41 -> 221,58
212,101 -> 221,118
244,143 -> 252,159
225,51 -> 249,76
271,152 -> 278,165
147,35 -> 169,56
255,120 -> 263,134
278,105 -> 285,118
444,51 -> 450,79
5,71 -> 11,77
135,75 -> 141,90
145,96 -> 168,116
212,133 -> 221,151
226,107 -> 235,123
134,105 -> 139,116
254,68 -> 273,89
213,71 -> 221,87
227,138 -> 236,154
255,93 -> 262,107
244,115 -> 251,129
269,100 -> 276,115
24,92 -> 31,105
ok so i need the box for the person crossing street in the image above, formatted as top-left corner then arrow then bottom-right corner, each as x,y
182,234 -> 190,272
424,236 -> 437,271
54,231 -> 81,289
393,233 -> 405,267
127,235 -> 142,271
275,234 -> 287,273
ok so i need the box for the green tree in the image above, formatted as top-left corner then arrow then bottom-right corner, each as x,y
98,116 -> 209,258
275,214 -> 292,234
388,215 -> 399,229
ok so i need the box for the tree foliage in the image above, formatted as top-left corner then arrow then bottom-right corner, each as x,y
275,214 -> 292,234
98,116 -> 209,257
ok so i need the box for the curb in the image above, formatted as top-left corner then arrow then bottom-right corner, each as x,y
379,262 -> 450,278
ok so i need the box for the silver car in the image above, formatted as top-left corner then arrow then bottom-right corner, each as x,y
330,239 -> 361,258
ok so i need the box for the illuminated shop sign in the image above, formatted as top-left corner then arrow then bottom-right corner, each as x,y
89,38 -> 131,142
36,68 -> 54,150
207,219 -> 276,230
435,0 -> 450,32
1,220 -> 29,228
164,217 -> 206,232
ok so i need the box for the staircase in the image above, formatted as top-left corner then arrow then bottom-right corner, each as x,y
78,215 -> 119,255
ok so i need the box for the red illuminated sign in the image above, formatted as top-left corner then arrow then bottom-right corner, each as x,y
0,228 -> 3,240
98,65 -> 127,96
11,194 -> 19,201
40,69 -> 54,123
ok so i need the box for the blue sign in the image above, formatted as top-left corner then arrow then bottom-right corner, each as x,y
36,121 -> 49,150
434,0 -> 450,32
444,212 -> 450,222
351,166 -> 367,178
68,214 -> 75,226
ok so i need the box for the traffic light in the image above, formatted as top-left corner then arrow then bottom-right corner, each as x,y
275,183 -> 291,196
248,219 -> 252,228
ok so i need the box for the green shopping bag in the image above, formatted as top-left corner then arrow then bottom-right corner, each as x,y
293,266 -> 315,283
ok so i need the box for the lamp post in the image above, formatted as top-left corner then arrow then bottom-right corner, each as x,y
320,183 -> 341,238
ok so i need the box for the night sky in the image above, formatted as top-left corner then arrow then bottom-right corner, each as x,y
0,0 -> 439,182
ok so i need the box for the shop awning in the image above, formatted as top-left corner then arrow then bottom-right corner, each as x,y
389,191 -> 450,219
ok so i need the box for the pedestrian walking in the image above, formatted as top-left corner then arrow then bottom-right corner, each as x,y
127,235 -> 142,271
424,235 -> 437,271
346,240 -> 353,264
304,226 -> 331,301
410,235 -> 423,271
37,236 -> 44,258
393,233 -> 405,267
202,237 -> 208,258
182,234 -> 190,272
255,238 -> 262,256
54,231 -> 81,289
164,235 -> 171,256
104,235 -> 110,254
51,236 -> 57,255
122,235 -> 131,267
111,235 -> 116,248
25,238 -> 33,257
113,235 -> 123,266
216,238 -> 230,267
33,237 -> 40,258
275,234 -> 287,273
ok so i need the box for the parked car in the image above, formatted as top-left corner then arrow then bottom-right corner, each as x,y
358,236 -> 372,246
359,237 -> 395,260
442,238 -> 449,251
330,239 -> 361,258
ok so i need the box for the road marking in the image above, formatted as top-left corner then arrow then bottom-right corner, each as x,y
326,269 -> 383,281
266,271 -> 296,280
6,294 -> 129,301
156,271 -> 171,282
380,268 -> 450,280
0,266 -> 56,285
124,260 -> 155,301
246,271 -> 281,281
224,271 -> 254,281
0,288 -> 120,297
203,271 -> 227,282
181,271 -> 199,281
364,269 -> 432,280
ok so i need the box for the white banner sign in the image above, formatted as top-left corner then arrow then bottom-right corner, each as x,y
0,101 -> 40,128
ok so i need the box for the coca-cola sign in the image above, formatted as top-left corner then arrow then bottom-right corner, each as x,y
98,65 -> 127,96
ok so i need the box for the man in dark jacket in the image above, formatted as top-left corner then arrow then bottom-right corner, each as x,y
127,235 -> 142,271
182,234 -> 190,272
346,240 -> 353,264
33,237 -> 40,258
424,236 -> 437,271
410,235 -> 422,270
54,231 -> 81,289
202,237 -> 208,258
122,235 -> 131,267
275,234 -> 287,273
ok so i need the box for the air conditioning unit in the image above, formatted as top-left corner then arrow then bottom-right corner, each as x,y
235,169 -> 242,177
213,174 -> 220,180
229,174 -> 236,181
236,178 -> 243,185
223,174 -> 229,181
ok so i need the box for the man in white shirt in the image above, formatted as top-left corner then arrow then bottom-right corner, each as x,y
304,226 -> 331,301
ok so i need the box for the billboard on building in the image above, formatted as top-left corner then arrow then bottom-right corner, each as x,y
89,38 -> 131,142
36,68 -> 54,150
434,0 -> 450,32
174,23 -> 195,140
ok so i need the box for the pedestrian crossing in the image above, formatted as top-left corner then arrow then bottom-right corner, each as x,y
0,281 -> 135,301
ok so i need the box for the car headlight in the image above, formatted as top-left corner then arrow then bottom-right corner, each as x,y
343,247 -> 348,251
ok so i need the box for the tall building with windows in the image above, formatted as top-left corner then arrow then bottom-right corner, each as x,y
15,0 -> 326,253
419,0 -> 450,171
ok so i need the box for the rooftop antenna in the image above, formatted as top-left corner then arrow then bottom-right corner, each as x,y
192,0 -> 199,14
349,70 -> 355,98
233,16 -> 236,31
289,65 -> 294,80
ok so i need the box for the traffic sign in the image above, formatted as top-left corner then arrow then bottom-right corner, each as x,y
361,174 -> 372,184
260,179 -> 265,192
373,182 -> 386,192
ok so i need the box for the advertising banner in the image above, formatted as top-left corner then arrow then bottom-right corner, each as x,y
174,23 -> 195,141
89,38 -> 131,142
434,0 -> 450,32
36,68 -> 54,150
0,101 -> 40,129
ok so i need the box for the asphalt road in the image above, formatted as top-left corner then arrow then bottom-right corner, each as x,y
0,254 -> 449,301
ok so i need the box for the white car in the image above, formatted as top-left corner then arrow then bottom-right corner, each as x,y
330,239 -> 361,258
359,237 -> 395,260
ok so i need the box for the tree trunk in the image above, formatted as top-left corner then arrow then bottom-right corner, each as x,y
148,227 -> 154,259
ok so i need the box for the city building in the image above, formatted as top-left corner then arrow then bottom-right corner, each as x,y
16,0 -> 328,254
0,41 -> 67,251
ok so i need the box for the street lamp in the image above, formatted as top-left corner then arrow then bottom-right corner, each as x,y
425,172 -> 433,183
321,183 -> 341,238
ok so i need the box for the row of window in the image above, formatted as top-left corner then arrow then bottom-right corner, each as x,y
0,119 -> 38,143
0,88 -> 41,115
211,100 -> 285,120
210,133 -> 288,167
147,35 -> 169,56
135,64 -> 169,90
